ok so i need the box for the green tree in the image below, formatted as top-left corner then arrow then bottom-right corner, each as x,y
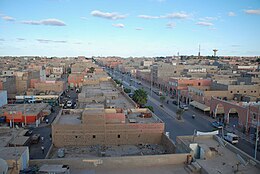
145,106 -> 154,113
133,89 -> 148,107
87,67 -> 95,73
124,88 -> 131,93
176,109 -> 185,120
160,95 -> 166,103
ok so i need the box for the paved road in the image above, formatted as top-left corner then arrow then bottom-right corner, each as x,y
108,68 -> 260,160
29,87 -> 78,159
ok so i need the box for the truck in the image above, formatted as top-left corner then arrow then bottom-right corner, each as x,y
224,133 -> 239,144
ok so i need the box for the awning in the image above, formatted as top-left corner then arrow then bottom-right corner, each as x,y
190,101 -> 210,112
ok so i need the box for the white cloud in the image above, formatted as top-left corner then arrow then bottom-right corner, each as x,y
197,21 -> 213,26
244,9 -> 260,15
228,12 -> 236,16
166,22 -> 176,29
165,12 -> 189,19
138,12 -> 189,20
37,39 -> 67,43
0,38 -> 5,41
2,16 -> 15,21
17,38 -> 26,41
80,17 -> 88,20
135,27 -> 144,30
112,23 -> 125,28
138,15 -> 160,19
22,18 -> 66,26
199,16 -> 217,21
91,10 -> 126,20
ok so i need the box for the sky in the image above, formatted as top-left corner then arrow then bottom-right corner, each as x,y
0,0 -> 260,57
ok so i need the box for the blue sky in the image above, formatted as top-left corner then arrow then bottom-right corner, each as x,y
0,0 -> 260,57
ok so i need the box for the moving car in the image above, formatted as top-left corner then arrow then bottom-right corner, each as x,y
224,133 -> 239,144
211,121 -> 224,129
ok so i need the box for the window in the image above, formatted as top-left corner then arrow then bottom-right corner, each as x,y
93,135 -> 96,139
244,91 -> 246,93
254,91 -> 256,93
198,82 -> 201,86
230,91 -> 233,93
237,91 -> 239,93
75,136 -> 78,138
118,134 -> 120,138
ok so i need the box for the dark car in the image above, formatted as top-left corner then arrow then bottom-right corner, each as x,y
211,121 -> 224,129
172,100 -> 178,105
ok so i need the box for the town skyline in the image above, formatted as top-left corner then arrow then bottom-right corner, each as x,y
0,0 -> 260,57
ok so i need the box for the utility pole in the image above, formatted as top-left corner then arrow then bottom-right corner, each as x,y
254,106 -> 260,159
150,65 -> 153,97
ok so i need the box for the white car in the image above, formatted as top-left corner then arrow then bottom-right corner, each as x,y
180,105 -> 189,110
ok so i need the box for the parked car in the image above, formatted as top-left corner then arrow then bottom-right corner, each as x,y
224,133 -> 239,144
66,100 -> 73,108
172,100 -> 178,105
31,134 -> 40,144
180,105 -> 189,110
211,121 -> 224,129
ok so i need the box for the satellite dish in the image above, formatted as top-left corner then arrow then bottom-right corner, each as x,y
236,154 -> 248,166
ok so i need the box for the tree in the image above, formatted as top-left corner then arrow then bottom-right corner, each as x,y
160,95 -> 166,103
124,88 -> 131,93
176,109 -> 185,120
132,89 -> 148,107
145,106 -> 154,112
87,67 -> 95,73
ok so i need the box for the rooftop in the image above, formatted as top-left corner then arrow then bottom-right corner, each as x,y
177,135 -> 260,174
0,103 -> 49,115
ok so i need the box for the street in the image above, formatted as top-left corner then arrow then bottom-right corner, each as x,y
108,68 -> 260,160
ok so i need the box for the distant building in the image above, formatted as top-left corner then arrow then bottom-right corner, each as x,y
0,90 -> 7,107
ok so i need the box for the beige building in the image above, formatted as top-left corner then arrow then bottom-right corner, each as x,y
52,108 -> 164,147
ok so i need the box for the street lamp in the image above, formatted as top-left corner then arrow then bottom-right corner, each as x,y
150,65 -> 153,97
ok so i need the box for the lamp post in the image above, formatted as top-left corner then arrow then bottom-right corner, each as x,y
150,65 -> 153,97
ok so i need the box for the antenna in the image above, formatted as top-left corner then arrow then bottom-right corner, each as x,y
198,44 -> 201,59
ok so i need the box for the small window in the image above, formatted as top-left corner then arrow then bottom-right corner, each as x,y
198,82 -> 201,86
4,72 -> 6,74
118,134 -> 120,138
244,91 -> 246,93
75,136 -> 78,138
237,91 -> 239,93
251,91 -> 253,93
254,91 -> 256,93
230,91 -> 233,93
174,71 -> 176,73
93,135 -> 96,139
253,114 -> 256,119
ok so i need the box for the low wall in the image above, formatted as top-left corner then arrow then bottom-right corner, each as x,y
30,153 -> 190,169
161,133 -> 176,153
213,135 -> 260,169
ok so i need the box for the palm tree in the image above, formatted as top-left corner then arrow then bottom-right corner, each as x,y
132,89 -> 148,107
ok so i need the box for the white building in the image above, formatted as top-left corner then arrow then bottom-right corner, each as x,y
0,90 -> 7,107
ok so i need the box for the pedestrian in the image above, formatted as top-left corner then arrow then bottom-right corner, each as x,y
41,146 -> 45,154
41,136 -> 44,142
49,133 -> 52,141
46,118 -> 49,124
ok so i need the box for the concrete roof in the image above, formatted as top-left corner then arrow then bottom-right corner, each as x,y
0,147 -> 28,160
57,114 -> 81,125
178,135 -> 260,174
0,103 -> 49,115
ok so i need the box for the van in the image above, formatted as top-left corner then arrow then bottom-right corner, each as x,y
224,133 -> 239,144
